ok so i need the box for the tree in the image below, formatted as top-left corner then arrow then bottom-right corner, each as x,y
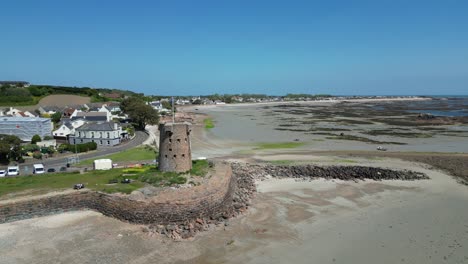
121,97 -> 160,130
31,134 -> 42,144
51,112 -> 62,124
0,134 -> 21,164
161,100 -> 172,110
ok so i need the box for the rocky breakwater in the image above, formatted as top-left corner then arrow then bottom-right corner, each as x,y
231,163 -> 429,182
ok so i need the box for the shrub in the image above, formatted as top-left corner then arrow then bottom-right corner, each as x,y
60,142 -> 98,153
31,135 -> 41,144
33,152 -> 42,159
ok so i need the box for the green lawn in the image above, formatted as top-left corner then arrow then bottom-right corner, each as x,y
204,118 -> 215,129
0,160 -> 210,198
78,146 -> 157,165
254,142 -> 305,150
0,169 -> 144,197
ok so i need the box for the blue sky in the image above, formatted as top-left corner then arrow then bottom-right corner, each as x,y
1,0 -> 467,95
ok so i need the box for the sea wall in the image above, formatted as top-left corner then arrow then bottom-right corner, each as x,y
1,163 -> 236,220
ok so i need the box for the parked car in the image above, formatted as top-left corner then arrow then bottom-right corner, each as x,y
73,183 -> 85,190
33,164 -> 45,174
0,170 -> 6,177
47,168 -> 56,173
7,166 -> 19,176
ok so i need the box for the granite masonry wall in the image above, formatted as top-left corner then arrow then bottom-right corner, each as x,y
0,163 -> 240,228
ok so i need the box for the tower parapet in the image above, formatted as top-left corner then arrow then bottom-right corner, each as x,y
158,122 -> 192,172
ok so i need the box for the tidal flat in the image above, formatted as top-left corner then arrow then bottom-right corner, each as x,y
193,98 -> 468,153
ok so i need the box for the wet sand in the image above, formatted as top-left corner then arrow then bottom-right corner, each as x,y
185,99 -> 468,155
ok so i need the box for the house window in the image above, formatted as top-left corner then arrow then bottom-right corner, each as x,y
99,132 -> 102,138
73,139 -> 76,144
91,132 -> 94,138
100,140 -> 103,145
107,140 -> 110,145
107,132 -> 110,138
92,140 -> 95,143
80,139 -> 83,143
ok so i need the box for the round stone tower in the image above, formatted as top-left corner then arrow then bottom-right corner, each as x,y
158,122 -> 192,172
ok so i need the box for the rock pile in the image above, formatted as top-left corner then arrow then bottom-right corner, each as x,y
232,163 -> 429,182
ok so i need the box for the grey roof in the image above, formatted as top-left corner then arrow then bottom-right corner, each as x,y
40,106 -> 62,112
71,112 -> 107,122
0,117 -> 50,122
76,112 -> 107,117
76,122 -> 118,131
63,122 -> 74,129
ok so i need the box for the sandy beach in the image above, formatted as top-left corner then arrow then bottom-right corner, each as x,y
1,157 -> 467,263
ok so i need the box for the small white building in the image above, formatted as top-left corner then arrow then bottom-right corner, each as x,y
93,159 -> 113,170
37,139 -> 57,148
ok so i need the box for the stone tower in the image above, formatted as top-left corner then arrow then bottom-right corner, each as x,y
158,122 -> 192,172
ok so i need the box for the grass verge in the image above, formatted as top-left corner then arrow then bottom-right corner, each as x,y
204,118 -> 215,129
255,142 -> 306,150
77,146 -> 157,166
0,160 -> 211,198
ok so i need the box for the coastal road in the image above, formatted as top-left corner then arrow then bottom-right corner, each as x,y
17,131 -> 149,174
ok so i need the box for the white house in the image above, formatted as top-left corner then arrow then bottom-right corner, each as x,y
149,101 -> 163,111
1,107 -> 36,117
5,107 -> 20,116
69,122 -> 126,146
38,106 -> 61,115
52,119 -> 85,139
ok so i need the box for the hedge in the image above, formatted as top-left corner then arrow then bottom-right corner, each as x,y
61,142 -> 97,153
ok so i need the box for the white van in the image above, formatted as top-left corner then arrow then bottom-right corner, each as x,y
7,166 -> 19,176
33,164 -> 45,174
